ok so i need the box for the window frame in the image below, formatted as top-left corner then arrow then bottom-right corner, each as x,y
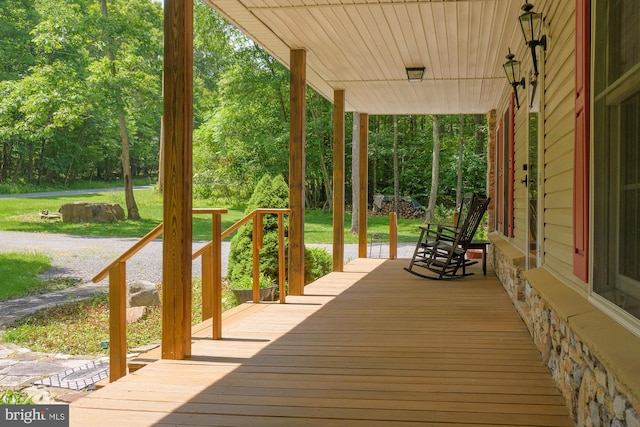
589,0 -> 640,334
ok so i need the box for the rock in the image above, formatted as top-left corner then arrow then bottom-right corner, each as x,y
126,306 -> 147,324
127,280 -> 160,308
627,408 -> 640,427
60,202 -> 125,223
614,395 -> 628,419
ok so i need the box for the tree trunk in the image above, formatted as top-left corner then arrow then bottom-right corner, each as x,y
27,141 -> 34,183
101,0 -> 140,220
350,112 -> 360,234
393,115 -> 399,214
372,116 -> 378,194
158,114 -> 164,194
424,115 -> 441,223
456,114 -> 464,208
119,115 -> 140,219
312,93 -> 332,210
474,114 -> 485,155
1,140 -> 11,182
37,139 -> 46,185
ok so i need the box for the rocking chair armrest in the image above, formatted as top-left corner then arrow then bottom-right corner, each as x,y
421,223 -> 459,240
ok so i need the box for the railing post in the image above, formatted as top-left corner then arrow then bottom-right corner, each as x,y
389,212 -> 397,260
192,208 -> 227,338
211,213 -> 222,339
109,262 -> 127,382
278,212 -> 286,304
252,213 -> 263,303
201,246 -> 213,321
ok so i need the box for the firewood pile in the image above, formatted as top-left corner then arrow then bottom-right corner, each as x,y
371,194 -> 425,219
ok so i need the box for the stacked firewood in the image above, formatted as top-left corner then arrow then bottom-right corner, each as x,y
371,195 -> 425,219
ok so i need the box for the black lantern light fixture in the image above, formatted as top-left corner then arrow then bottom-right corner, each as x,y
519,2 -> 547,76
503,49 -> 525,109
406,67 -> 425,82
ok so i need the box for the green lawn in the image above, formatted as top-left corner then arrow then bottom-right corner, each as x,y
0,252 -> 51,301
0,252 -> 79,301
0,188 -> 426,243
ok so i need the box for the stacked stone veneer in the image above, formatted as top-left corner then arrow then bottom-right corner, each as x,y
491,243 -> 525,302
492,244 -> 640,427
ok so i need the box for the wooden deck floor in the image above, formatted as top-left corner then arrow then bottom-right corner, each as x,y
70,259 -> 573,426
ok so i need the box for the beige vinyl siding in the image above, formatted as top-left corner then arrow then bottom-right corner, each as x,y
512,98 -> 528,250
536,0 -> 588,293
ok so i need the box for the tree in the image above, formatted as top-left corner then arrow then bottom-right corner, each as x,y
96,0 -> 156,219
0,0 -> 162,188
350,112 -> 360,234
0,0 -> 38,81
393,115 -> 399,214
424,115 -> 441,223
456,114 -> 464,208
307,91 -> 333,209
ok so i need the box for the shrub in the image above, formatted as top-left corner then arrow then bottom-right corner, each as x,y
227,174 -> 289,286
227,175 -> 333,289
304,247 -> 332,284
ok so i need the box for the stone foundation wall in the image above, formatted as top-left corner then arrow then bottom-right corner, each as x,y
492,243 -> 640,427
529,287 -> 640,426
491,244 -> 525,302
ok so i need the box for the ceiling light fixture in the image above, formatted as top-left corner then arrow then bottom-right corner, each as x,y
406,67 -> 425,82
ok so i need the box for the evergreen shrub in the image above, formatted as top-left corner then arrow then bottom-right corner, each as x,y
227,174 -> 333,288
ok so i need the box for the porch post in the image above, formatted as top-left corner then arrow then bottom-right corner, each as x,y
289,49 -> 306,295
358,113 -> 369,258
486,110 -> 496,232
161,0 -> 193,359
332,89 -> 345,271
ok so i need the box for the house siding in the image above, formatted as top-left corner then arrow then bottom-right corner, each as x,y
489,0 -> 640,424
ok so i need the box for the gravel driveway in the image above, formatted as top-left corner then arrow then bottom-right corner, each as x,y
0,230 -> 415,327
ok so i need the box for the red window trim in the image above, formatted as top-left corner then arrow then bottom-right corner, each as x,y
508,93 -> 515,238
496,118 -> 504,232
573,0 -> 590,282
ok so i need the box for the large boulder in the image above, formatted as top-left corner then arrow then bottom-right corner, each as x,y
127,280 -> 160,308
59,202 -> 125,223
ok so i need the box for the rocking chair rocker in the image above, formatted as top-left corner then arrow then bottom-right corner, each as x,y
404,196 -> 490,280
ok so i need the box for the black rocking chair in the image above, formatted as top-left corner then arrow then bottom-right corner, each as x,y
404,196 -> 490,280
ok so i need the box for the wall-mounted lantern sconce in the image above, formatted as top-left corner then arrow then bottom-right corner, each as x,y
503,50 -> 525,109
519,2 -> 547,76
406,67 -> 425,82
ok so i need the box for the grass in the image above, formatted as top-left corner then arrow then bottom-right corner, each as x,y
0,188 -> 246,240
0,252 -> 80,301
0,389 -> 33,404
2,279 -> 239,356
0,177 -> 156,195
0,187 -> 431,243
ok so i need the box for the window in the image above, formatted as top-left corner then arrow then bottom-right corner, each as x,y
592,0 -> 640,320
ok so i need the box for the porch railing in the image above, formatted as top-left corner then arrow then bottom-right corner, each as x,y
92,208 -> 290,382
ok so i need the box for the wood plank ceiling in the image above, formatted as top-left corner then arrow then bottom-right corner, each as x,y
205,0 -> 525,114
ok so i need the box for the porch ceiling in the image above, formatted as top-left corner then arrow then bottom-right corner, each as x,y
205,0 -> 524,114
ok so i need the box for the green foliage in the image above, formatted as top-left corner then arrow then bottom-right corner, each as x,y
0,0 -> 162,186
304,247 -> 332,284
230,272 -> 273,290
1,0 -> 488,214
1,279 -> 239,356
227,175 -> 289,286
0,389 -> 33,405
